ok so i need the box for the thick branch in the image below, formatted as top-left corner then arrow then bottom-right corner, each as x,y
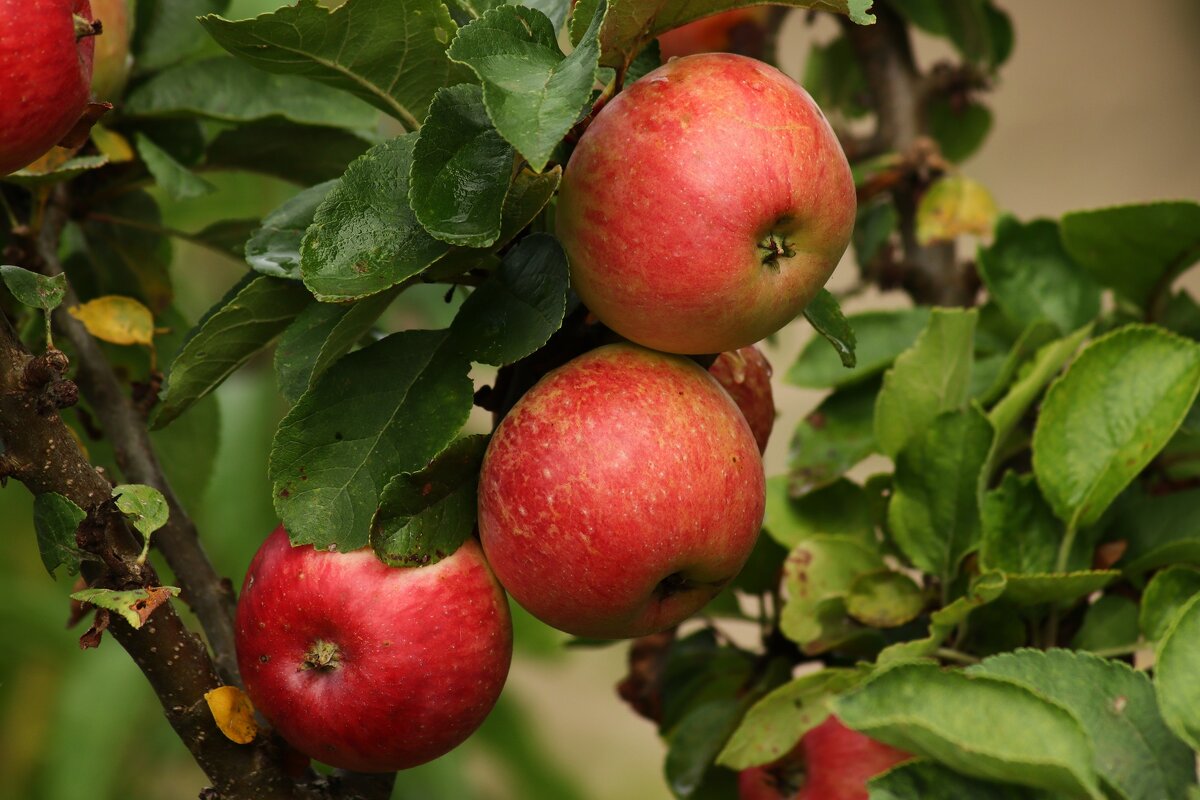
32,190 -> 241,685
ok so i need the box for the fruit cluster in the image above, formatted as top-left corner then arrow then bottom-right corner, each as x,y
234,47 -> 859,784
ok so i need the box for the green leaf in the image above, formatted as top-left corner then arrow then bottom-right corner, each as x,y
1072,595 -> 1140,653
888,408 -> 993,581
764,476 -> 875,549
125,57 -> 379,130
1032,325 -> 1200,530
0,265 -> 66,310
973,649 -> 1195,800
789,308 -> 931,389
1141,566 -> 1200,642
980,472 -> 1063,575
888,0 -> 1011,69
134,0 -> 229,72
717,669 -> 863,770
575,0 -> 874,71
269,329 -> 473,551
802,289 -> 857,368
847,571 -> 925,628
834,663 -> 1104,799
875,308 -> 977,458
410,84 -> 514,247
928,97 -> 992,163
302,134 -> 451,302
370,435 -> 488,567
729,534 -> 788,595
1111,486 -> 1200,574
870,760 -> 1054,800
853,198 -> 898,267
878,571 -> 1007,663
154,276 -> 313,428
1001,572 -> 1118,607
33,493 -> 88,579
449,3 -> 601,172
134,134 -> 216,201
780,534 -> 883,653
112,484 -> 169,539
245,181 -> 338,280
274,288 -> 398,405
788,379 -> 877,496
1060,201 -> 1200,309
200,0 -> 469,130
803,35 -> 870,120
205,120 -> 372,185
446,234 -> 569,365
69,586 -> 181,629
977,217 -> 1100,335
2,155 -> 110,187
1156,593 -> 1200,750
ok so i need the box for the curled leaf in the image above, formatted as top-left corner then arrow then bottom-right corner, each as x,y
205,686 -> 259,744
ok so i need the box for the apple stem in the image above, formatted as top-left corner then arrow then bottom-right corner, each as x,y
74,15 -> 103,40
301,639 -> 342,672
756,232 -> 795,269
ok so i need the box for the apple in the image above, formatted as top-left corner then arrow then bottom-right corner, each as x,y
739,716 -> 910,800
235,526 -> 512,772
657,8 -> 770,61
89,0 -> 134,101
477,342 -> 766,639
0,0 -> 96,175
709,345 -> 775,453
556,53 -> 855,355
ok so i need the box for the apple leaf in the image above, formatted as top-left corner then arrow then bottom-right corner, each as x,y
124,57 -> 378,130
971,649 -> 1196,800
33,493 -> 89,580
977,217 -> 1100,335
764,476 -> 875,549
154,275 -> 313,428
1060,201 -> 1200,310
877,571 -> 1006,663
1032,325 -> 1200,531
1072,595 -> 1140,654
928,96 -> 993,163
915,175 -> 997,245
716,668 -> 864,770
409,84 -> 515,247
301,134 -> 451,302
448,3 -> 602,173
1109,486 -> 1200,575
874,307 -> 976,458
998,571 -> 1118,607
788,308 -> 930,389
571,0 -> 875,72
833,663 -> 1105,799
112,484 -> 169,539
1155,593 -> 1200,750
1141,566 -> 1200,642
205,120 -> 372,185
846,570 -> 924,628
2,155 -> 111,187
135,134 -> 216,201
134,0 -> 231,73
887,407 -> 993,582
274,288 -> 399,405
788,379 -> 878,496
0,265 -> 66,310
888,0 -> 1013,70
780,534 -> 883,653
70,586 -> 181,630
245,181 -> 338,280
869,760 -> 1056,800
68,296 -> 157,347
204,686 -> 259,745
370,435 -> 489,567
199,0 -> 470,130
980,472 -> 1065,575
802,289 -> 857,368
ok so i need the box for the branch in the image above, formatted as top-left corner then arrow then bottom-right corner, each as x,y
29,188 -> 242,685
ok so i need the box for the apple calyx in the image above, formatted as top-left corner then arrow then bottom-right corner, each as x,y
301,639 -> 342,672
74,15 -> 102,40
757,229 -> 796,270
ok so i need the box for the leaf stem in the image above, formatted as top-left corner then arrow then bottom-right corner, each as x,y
935,647 -> 980,665
1087,642 -> 1146,660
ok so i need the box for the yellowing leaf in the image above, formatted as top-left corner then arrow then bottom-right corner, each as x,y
205,686 -> 258,744
916,175 -> 998,245
91,126 -> 136,163
69,296 -> 155,346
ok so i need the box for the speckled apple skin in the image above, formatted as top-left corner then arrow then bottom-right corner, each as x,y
738,716 -> 911,800
478,343 -> 766,639
235,528 -> 512,772
709,345 -> 775,453
0,0 -> 95,174
556,53 -> 855,355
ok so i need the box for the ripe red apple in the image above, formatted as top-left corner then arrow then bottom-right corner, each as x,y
556,53 -> 855,355
657,8 -> 770,60
235,526 -> 512,772
478,342 -> 766,639
0,0 -> 96,175
739,716 -> 910,800
89,0 -> 133,101
709,345 -> 775,453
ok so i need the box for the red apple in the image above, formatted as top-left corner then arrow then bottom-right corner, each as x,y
478,342 -> 765,639
89,0 -> 133,101
657,8 -> 770,60
0,0 -> 96,175
739,716 -> 911,800
235,527 -> 512,772
709,345 -> 775,453
556,53 -> 855,355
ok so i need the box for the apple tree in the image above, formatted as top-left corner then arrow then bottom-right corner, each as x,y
1,0 -> 1199,798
